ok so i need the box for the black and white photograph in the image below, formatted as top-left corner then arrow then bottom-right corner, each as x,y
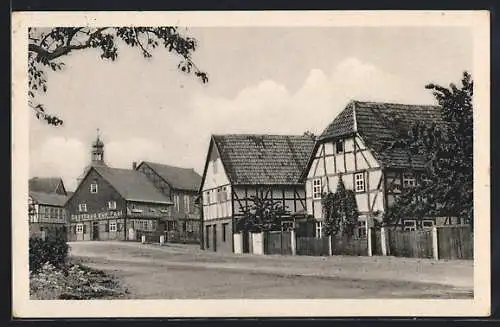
12,11 -> 490,317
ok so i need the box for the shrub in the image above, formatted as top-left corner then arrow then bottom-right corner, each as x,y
29,233 -> 69,273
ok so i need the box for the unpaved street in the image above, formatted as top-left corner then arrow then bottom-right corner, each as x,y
69,241 -> 473,299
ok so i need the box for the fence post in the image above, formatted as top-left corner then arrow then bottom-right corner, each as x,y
432,226 -> 439,260
159,235 -> 165,246
381,227 -> 388,256
367,227 -> 373,256
290,229 -> 296,255
328,235 -> 333,256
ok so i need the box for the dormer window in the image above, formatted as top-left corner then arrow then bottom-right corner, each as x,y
335,140 -> 344,154
90,182 -> 98,194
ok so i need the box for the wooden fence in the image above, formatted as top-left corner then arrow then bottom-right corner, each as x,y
387,229 -> 434,259
259,226 -> 473,260
296,236 -> 330,256
437,226 -> 473,260
264,231 -> 292,255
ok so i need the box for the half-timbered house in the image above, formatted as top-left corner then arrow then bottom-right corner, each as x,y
200,134 -> 315,253
28,177 -> 69,239
135,161 -> 202,244
304,100 -> 465,236
66,136 -> 173,242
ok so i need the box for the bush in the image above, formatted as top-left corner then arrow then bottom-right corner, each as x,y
30,262 -> 128,300
29,233 -> 69,273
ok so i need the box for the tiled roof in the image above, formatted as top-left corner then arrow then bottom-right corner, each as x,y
140,162 -> 201,192
93,166 -> 172,204
213,134 -> 315,185
29,177 -> 65,195
29,191 -> 68,207
319,100 -> 442,169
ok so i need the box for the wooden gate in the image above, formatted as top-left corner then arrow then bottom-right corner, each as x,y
264,231 -> 292,255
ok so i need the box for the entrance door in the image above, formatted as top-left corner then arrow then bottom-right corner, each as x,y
242,231 -> 250,253
212,224 -> 217,252
92,221 -> 100,240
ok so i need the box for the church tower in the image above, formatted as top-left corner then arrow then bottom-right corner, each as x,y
91,131 -> 106,166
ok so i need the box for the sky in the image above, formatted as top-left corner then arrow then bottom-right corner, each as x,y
29,26 -> 473,191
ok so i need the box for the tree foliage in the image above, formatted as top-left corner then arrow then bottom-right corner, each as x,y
321,176 -> 359,237
236,194 -> 291,233
384,71 -> 473,228
28,27 -> 208,126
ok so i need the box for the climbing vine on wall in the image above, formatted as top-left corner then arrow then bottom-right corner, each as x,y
321,175 -> 359,237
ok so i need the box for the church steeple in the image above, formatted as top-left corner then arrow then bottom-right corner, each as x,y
91,128 -> 106,166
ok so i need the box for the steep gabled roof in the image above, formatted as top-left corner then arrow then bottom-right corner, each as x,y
92,166 -> 172,204
318,100 -> 442,169
29,177 -> 66,195
138,161 -> 201,192
29,191 -> 68,207
211,134 -> 315,185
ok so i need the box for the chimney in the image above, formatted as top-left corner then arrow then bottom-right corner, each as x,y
132,162 -> 137,170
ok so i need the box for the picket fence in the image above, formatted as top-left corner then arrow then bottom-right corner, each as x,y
258,226 -> 473,260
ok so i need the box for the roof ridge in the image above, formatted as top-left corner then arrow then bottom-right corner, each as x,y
354,100 -> 439,108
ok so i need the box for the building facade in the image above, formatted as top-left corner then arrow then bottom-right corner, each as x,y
200,134 -> 315,253
304,100 -> 467,236
66,137 -> 173,242
135,161 -> 202,244
28,177 -> 69,239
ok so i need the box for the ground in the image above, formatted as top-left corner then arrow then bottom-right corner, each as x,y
69,241 -> 473,299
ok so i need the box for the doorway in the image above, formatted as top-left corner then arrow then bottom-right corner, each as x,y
212,224 -> 217,252
92,221 -> 100,240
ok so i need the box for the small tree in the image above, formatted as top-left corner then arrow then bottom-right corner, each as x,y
322,176 -> 359,238
236,195 -> 290,233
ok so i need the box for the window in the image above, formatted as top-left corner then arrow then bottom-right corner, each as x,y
90,182 -> 98,193
403,220 -> 417,231
358,220 -> 367,238
422,220 -> 434,229
174,195 -> 180,211
184,195 -> 190,212
205,226 -> 210,248
355,172 -> 365,192
315,221 -> 323,238
78,203 -> 87,212
313,179 -> 322,199
222,187 -> 227,202
76,223 -> 83,233
108,201 -> 117,210
109,221 -> 117,232
222,223 -> 229,242
403,173 -> 416,188
335,139 -> 344,154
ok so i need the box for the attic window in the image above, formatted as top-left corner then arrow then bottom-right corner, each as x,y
335,140 -> 344,154
90,182 -> 98,194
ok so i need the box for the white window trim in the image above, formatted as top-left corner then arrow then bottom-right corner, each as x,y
109,221 -> 117,232
90,182 -> 98,194
403,219 -> 417,231
108,201 -> 117,210
184,195 -> 190,212
76,223 -> 84,233
422,219 -> 435,228
312,179 -> 322,200
403,174 -> 417,188
335,139 -> 344,154
315,221 -> 323,238
78,203 -> 87,213
355,172 -> 365,193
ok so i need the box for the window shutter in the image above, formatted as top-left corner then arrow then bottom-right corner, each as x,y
105,222 -> 109,232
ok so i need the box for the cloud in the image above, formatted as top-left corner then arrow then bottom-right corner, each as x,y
29,57 -> 438,187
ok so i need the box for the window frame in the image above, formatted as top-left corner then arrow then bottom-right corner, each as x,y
354,172 -> 365,193
183,195 -> 190,212
312,178 -> 322,200
78,203 -> 87,213
108,200 -> 117,210
76,223 -> 84,233
403,173 -> 417,188
315,221 -> 323,238
90,182 -> 98,194
422,219 -> 435,229
403,219 -> 417,231
335,139 -> 344,154
109,221 -> 117,232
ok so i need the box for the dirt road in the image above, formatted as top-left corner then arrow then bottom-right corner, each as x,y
69,241 -> 473,299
